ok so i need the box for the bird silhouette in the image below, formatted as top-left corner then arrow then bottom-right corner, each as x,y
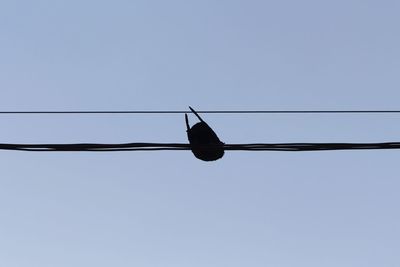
185,106 -> 224,161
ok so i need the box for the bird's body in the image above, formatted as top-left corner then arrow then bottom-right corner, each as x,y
185,107 -> 224,161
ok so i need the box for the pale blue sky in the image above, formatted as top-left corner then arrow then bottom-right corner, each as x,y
0,1 -> 399,266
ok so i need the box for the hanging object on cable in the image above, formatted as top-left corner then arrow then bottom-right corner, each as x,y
185,106 -> 225,161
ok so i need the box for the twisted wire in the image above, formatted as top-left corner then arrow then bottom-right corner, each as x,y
1,142 -> 400,152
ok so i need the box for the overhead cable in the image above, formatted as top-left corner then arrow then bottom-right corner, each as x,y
1,110 -> 400,115
1,142 -> 400,152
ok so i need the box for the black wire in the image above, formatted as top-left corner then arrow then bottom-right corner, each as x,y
1,142 -> 400,152
1,110 -> 400,115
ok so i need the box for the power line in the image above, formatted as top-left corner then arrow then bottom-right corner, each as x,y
1,110 -> 400,115
1,142 -> 400,152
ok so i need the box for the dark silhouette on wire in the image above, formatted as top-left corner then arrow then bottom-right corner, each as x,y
185,106 -> 224,161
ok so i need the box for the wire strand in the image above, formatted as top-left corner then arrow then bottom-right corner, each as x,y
1,142 -> 400,152
1,110 -> 400,115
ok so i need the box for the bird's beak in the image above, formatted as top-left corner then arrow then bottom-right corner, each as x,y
185,113 -> 190,131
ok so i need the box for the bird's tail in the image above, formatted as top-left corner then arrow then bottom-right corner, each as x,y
189,106 -> 205,123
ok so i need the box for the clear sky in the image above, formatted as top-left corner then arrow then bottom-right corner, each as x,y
1,1 -> 399,266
